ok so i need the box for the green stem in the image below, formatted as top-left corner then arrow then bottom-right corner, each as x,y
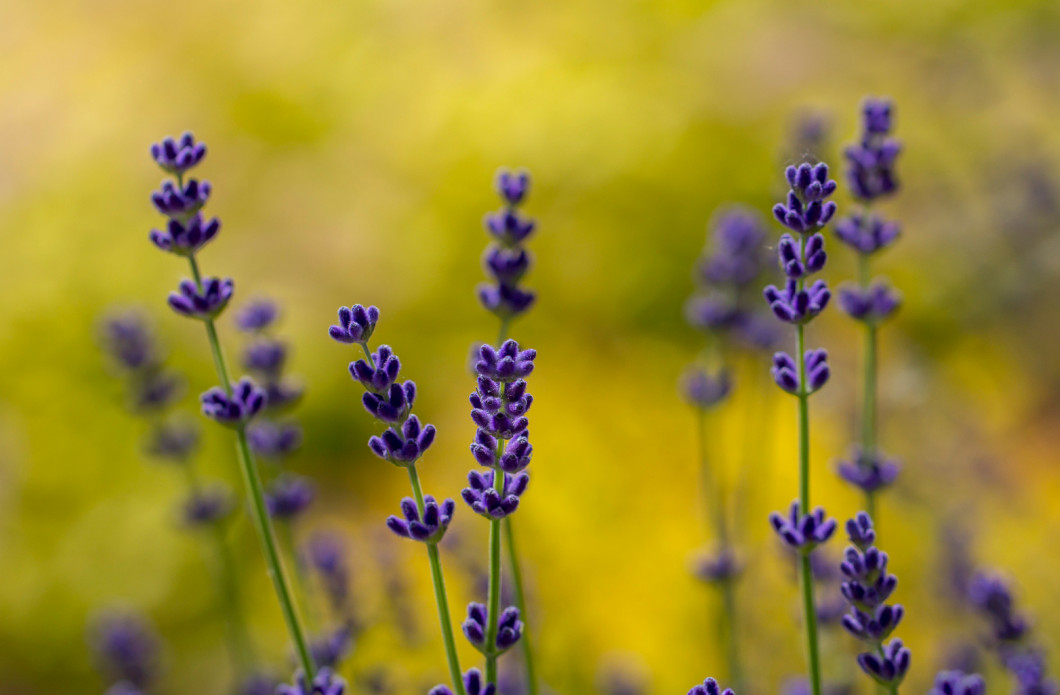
799,553 -> 824,695
407,465 -> 467,695
484,463 -> 504,685
795,319 -> 822,695
719,578 -> 742,692
278,520 -> 318,632
858,253 -> 879,521
187,256 -> 315,680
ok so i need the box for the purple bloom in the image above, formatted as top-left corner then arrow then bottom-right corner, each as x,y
1006,651 -> 1057,695
277,668 -> 347,695
150,132 -> 206,175
386,495 -> 455,543
462,469 -> 529,519
484,207 -> 536,247
844,98 -> 901,201
470,376 -> 532,440
474,340 -> 536,381
328,304 -> 380,345
462,603 -> 523,654
150,179 -> 213,224
929,671 -> 987,695
769,501 -> 837,552
247,420 -> 303,459
480,169 -> 537,320
497,170 -> 530,206
368,415 -> 437,466
833,212 -> 900,255
89,612 -> 161,688
773,163 -> 839,233
967,573 -> 1030,643
477,283 -> 536,321
182,484 -> 234,526
100,313 -> 157,371
857,639 -> 911,686
770,350 -> 830,396
145,419 -> 200,461
236,298 -> 279,332
310,624 -> 353,669
470,431 -> 533,473
839,514 -> 903,643
837,283 -> 901,323
836,449 -> 900,494
680,366 -> 732,409
242,338 -> 287,378
697,207 -> 769,287
429,668 -> 497,695
349,344 -> 402,392
167,277 -> 234,320
266,474 -> 316,520
764,278 -> 831,324
688,677 -> 734,695
307,532 -> 350,613
777,233 -> 827,280
362,381 -> 418,425
200,377 -> 267,427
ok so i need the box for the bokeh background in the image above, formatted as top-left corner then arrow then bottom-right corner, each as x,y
2,0 -> 1060,693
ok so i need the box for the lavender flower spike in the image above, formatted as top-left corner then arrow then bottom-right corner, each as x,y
771,350 -> 830,396
277,668 -> 346,695
929,671 -> 986,695
857,639 -> 911,687
688,678 -> 735,695
168,277 -> 234,320
462,469 -> 530,519
150,212 -> 220,256
462,603 -> 524,655
265,474 -> 316,520
150,132 -> 206,175
387,495 -> 456,543
773,163 -> 839,233
479,169 -> 537,320
329,304 -> 379,345
430,669 -> 497,695
200,377 -> 267,428
769,502 -> 837,552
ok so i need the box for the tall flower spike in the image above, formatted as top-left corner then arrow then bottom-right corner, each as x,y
844,98 -> 901,202
479,169 -> 537,320
329,304 -> 380,345
168,277 -> 234,320
387,496 -> 455,543
773,163 -> 839,233
462,603 -> 523,655
688,678 -> 735,695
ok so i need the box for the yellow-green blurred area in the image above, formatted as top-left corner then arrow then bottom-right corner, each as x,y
2,0 -> 1060,693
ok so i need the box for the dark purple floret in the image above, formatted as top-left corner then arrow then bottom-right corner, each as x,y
497,169 -> 531,207
145,419 -> 200,461
429,668 -> 497,695
462,603 -> 523,654
474,340 -> 536,382
462,469 -> 529,520
1006,651 -> 1058,695
833,212 -> 900,256
857,639 -> 910,686
470,430 -> 533,473
200,377 -> 267,427
836,449 -> 900,494
277,668 -> 346,695
771,349 -> 830,396
362,381 -> 417,424
368,415 -> 437,466
777,233 -> 827,280
349,345 -> 402,392
480,169 -> 537,320
242,339 -> 287,378
837,283 -> 901,323
470,377 -> 533,440
247,420 -> 303,459
694,548 -> 742,584
100,313 -> 156,371
182,484 -> 234,526
151,179 -> 212,220
680,367 -> 732,409
386,495 -> 455,543
328,304 -> 380,345
929,671 -> 987,695
774,163 -> 839,233
130,369 -> 185,412
310,623 -> 353,669
90,613 -> 161,688
478,282 -> 536,320
265,474 -> 316,520
484,208 -> 536,247
769,501 -> 837,552
307,532 -> 350,612
168,277 -> 234,320
235,299 -> 279,332
150,132 -> 206,175
844,98 -> 901,202
764,278 -> 831,324
484,247 -> 531,285
698,207 -> 768,287
687,677 -> 734,695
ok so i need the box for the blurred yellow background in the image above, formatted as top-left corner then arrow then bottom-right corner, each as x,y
1,0 -> 1060,693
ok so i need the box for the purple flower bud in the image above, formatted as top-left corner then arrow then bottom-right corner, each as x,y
770,350 -> 830,396
168,277 -> 234,321
235,299 -> 280,333
247,420 -> 303,460
845,98 -> 901,201
151,178 -> 212,220
836,448 -> 900,494
680,366 -> 732,409
687,677 -> 735,695
769,501 -> 836,552
265,474 -> 316,520
242,338 -> 287,378
775,163 -> 839,234
387,495 -> 455,544
182,484 -> 234,526
200,377 -> 267,427
763,279 -> 830,325
477,282 -> 536,320
496,169 -> 530,206
145,419 -> 200,462
475,340 -> 536,382
693,548 -> 742,584
328,304 -> 380,345
856,639 -> 910,686
150,132 -> 206,175
99,312 -> 158,371
838,282 -> 901,323
89,612 -> 161,688
462,469 -> 529,520
277,668 -> 347,695
461,603 -> 522,655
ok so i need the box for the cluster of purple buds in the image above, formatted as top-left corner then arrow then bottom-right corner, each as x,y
386,496 -> 455,543
100,313 -> 186,414
773,163 -> 839,233
844,99 -> 901,202
770,350 -> 830,396
836,449 -> 900,494
764,278 -> 831,324
769,502 -> 837,552
277,668 -> 347,695
149,210 -> 219,256
429,668 -> 496,695
837,283 -> 901,324
839,514 -> 903,643
369,415 -> 437,466
679,366 -> 731,409
200,377 -> 267,428
834,213 -> 900,255
329,304 -> 379,345
857,639 -> 911,687
929,671 -> 986,695
687,677 -> 734,695
150,132 -> 206,175
462,469 -> 530,520
479,170 -> 537,320
182,485 -> 234,526
694,548 -> 742,584
265,474 -> 316,520
462,603 -> 524,655
145,419 -> 200,461
90,613 -> 161,689
168,277 -> 234,321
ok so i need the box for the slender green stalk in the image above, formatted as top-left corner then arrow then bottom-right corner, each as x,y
858,253 -> 879,520
795,316 -> 822,695
186,255 -> 316,680
278,520 -> 318,631
495,320 -> 538,695
484,436 -> 507,686
407,466 -> 468,695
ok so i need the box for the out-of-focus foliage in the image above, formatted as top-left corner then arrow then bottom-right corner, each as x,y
1,0 -> 1059,693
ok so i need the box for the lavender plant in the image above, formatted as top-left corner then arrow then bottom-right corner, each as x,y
472,169 -> 540,694
328,305 -> 468,695
145,133 -> 317,681
834,99 -> 903,519
765,161 -> 839,695
98,312 -> 254,677
682,206 -> 773,689
90,611 -> 161,694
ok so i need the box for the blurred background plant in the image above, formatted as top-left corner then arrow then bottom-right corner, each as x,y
1,1 -> 1060,693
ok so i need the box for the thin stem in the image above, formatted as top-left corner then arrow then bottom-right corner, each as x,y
278,520 -> 318,632
407,465 -> 467,695
484,451 -> 505,685
719,578 -> 743,692
858,253 -> 879,521
799,553 -> 824,695
795,311 -> 821,695
187,256 -> 315,680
